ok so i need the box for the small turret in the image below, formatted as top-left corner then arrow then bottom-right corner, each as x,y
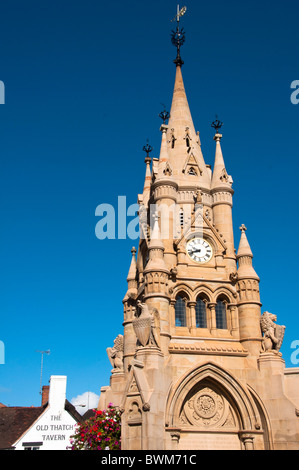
144,214 -> 168,273
122,246 -> 139,372
127,247 -> 138,285
236,225 -> 262,357
157,123 -> 171,179
210,123 -> 235,270
237,224 -> 259,281
211,132 -> 233,191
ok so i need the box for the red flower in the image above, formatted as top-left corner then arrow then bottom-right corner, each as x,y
70,404 -> 121,450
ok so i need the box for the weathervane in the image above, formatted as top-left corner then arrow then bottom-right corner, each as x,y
171,5 -> 187,66
211,115 -> 223,134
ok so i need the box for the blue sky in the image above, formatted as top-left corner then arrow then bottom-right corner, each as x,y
0,0 -> 298,408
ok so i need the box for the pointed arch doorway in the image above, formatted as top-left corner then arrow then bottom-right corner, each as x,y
165,363 -> 271,450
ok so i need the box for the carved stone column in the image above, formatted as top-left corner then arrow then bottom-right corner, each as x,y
228,304 -> 239,337
239,432 -> 254,450
208,302 -> 217,334
169,299 -> 176,335
188,301 -> 197,333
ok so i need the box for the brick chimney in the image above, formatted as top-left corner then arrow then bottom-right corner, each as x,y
42,385 -> 50,406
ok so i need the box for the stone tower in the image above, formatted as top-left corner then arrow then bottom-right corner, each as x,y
98,15 -> 299,450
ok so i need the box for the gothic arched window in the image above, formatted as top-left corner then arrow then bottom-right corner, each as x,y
188,167 -> 197,176
195,297 -> 207,328
175,294 -> 187,327
215,298 -> 227,329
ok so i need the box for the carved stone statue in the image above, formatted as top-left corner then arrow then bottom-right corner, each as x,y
260,311 -> 285,354
229,272 -> 238,284
149,308 -> 161,348
133,301 -> 161,349
107,334 -> 124,371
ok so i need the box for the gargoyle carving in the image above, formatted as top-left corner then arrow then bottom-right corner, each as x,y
260,311 -> 285,354
229,272 -> 238,284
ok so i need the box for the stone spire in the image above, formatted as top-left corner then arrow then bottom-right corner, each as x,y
143,155 -> 152,193
144,214 -> 168,273
125,246 -> 138,300
167,65 -> 195,138
166,60 -> 211,189
143,213 -> 170,311
127,247 -> 137,283
237,225 -> 253,257
236,224 -> 261,357
157,123 -> 172,180
159,123 -> 169,164
142,141 -> 153,206
211,132 -> 233,190
237,225 -> 259,280
211,124 -> 235,266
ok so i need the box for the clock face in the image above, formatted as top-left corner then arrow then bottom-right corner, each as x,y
186,238 -> 213,264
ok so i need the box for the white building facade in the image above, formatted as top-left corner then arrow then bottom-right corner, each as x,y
13,376 -> 79,450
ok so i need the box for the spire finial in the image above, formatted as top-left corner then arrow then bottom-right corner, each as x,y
171,5 -> 187,66
211,115 -> 223,135
143,139 -> 153,162
159,104 -> 170,124
239,224 -> 247,233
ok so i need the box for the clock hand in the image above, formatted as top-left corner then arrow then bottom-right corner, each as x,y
189,247 -> 202,254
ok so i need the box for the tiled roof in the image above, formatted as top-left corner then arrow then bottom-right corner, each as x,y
0,400 -> 83,449
0,406 -> 45,449
82,408 -> 96,421
65,400 -> 83,423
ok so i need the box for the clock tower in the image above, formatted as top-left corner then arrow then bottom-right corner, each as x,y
98,11 -> 299,450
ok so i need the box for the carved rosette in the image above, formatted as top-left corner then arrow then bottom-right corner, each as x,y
180,386 -> 236,429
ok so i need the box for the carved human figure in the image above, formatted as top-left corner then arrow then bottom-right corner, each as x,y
149,308 -> 161,348
106,334 -> 124,371
260,311 -> 285,354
